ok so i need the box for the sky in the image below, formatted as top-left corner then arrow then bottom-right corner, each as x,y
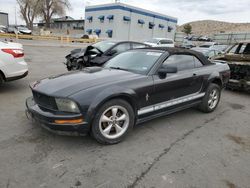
1,0 -> 250,25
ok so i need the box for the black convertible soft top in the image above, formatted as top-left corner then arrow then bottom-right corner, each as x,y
140,47 -> 212,65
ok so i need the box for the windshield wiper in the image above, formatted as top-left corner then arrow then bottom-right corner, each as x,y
109,66 -> 129,71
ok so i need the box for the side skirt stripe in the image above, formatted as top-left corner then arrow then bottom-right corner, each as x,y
138,92 -> 205,115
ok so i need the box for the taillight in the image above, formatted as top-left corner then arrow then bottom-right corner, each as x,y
1,49 -> 24,58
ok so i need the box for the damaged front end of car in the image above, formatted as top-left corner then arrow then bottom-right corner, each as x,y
64,46 -> 101,71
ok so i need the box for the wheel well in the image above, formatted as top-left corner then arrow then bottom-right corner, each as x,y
0,70 -> 6,81
106,95 -> 137,113
211,78 -> 222,88
88,95 -> 138,127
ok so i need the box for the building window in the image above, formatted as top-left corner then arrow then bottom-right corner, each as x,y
87,16 -> 93,23
123,16 -> 131,22
106,30 -> 113,38
107,15 -> 114,21
159,24 -> 165,29
149,22 -> 155,29
94,29 -> 101,36
168,26 -> 173,32
86,29 -> 92,34
98,15 -> 105,23
138,19 -> 145,25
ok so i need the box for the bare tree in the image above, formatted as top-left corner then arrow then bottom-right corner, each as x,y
17,0 -> 42,29
40,0 -> 71,28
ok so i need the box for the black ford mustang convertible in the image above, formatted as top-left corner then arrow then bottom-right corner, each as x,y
26,47 -> 230,144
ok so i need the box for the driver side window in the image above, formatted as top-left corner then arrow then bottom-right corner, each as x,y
162,55 -> 195,71
111,43 -> 131,54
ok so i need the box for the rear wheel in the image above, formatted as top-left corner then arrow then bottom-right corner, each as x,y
91,99 -> 135,144
0,73 -> 4,85
199,83 -> 221,113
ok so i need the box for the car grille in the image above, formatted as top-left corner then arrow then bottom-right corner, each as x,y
32,91 -> 57,111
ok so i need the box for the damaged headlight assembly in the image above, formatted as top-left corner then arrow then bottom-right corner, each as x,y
55,98 -> 80,113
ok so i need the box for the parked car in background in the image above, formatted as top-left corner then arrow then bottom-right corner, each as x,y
192,47 -> 222,60
180,40 -> 196,49
185,35 -> 212,42
0,41 -> 28,84
197,42 -> 219,49
7,25 -> 19,34
65,40 -> 150,71
198,36 -> 212,42
17,26 -> 32,35
26,47 -> 230,144
144,38 -> 175,47
0,25 -> 7,33
193,42 -> 228,52
214,41 -> 250,91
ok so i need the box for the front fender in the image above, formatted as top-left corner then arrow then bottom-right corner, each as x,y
85,85 -> 139,124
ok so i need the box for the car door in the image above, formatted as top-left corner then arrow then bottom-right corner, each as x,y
152,54 -> 203,106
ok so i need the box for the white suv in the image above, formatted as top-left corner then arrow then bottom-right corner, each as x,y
0,41 -> 28,84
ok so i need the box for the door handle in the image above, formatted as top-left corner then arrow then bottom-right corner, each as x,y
193,73 -> 197,76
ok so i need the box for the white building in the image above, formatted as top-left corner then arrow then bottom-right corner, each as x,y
85,3 -> 178,41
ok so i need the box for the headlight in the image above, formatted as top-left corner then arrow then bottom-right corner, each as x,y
55,98 -> 80,113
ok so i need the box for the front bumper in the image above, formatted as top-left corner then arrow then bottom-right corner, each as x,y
26,97 -> 89,136
227,79 -> 250,91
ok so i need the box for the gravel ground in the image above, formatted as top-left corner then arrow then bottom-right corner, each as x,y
0,43 -> 249,188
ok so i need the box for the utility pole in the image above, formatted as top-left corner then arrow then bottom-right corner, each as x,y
15,5 -> 17,25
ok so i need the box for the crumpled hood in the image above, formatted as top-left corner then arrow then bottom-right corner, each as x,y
31,68 -> 140,97
70,48 -> 86,58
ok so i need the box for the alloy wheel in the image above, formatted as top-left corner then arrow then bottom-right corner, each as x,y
208,89 -> 219,109
99,105 -> 130,139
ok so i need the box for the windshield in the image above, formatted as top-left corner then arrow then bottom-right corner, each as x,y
145,39 -> 159,44
92,41 -> 117,52
104,51 -> 163,75
18,27 -> 29,30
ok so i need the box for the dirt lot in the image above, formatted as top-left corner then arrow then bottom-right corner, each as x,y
0,42 -> 250,188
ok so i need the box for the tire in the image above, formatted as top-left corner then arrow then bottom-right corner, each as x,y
199,83 -> 221,113
91,99 -> 135,144
0,73 -> 4,85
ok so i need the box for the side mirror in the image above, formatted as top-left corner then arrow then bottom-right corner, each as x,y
107,49 -> 117,56
158,66 -> 177,78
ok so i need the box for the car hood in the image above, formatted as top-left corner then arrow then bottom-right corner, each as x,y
70,48 -> 85,57
31,68 -> 141,97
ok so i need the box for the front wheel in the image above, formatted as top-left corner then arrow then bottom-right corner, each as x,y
91,99 -> 135,144
199,83 -> 221,113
